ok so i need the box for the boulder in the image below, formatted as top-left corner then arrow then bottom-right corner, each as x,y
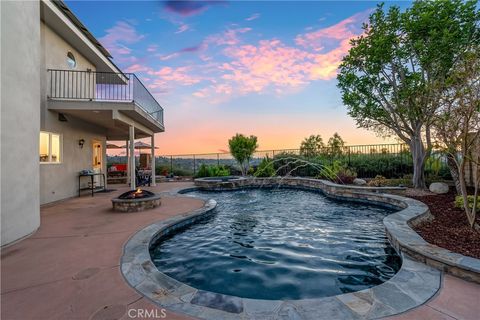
429,182 -> 449,194
353,178 -> 367,186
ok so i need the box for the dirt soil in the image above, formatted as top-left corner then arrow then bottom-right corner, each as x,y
410,190 -> 480,259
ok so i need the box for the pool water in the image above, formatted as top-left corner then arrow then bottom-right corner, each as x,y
150,188 -> 401,300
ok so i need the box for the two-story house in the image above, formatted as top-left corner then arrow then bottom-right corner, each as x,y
1,0 -> 165,245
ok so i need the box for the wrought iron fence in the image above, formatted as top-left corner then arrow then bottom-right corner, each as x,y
152,143 -> 450,179
47,69 -> 163,124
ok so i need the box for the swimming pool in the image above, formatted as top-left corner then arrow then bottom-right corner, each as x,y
150,188 -> 401,300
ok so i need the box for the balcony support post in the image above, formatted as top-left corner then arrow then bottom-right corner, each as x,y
129,126 -> 136,190
125,139 -> 130,185
151,135 -> 156,186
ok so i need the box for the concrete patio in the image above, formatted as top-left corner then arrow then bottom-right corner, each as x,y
1,182 -> 479,320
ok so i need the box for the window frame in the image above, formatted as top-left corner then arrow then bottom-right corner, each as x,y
67,51 -> 76,69
39,131 -> 63,164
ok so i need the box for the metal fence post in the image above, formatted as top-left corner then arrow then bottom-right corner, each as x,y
170,156 -> 173,174
217,153 -> 220,166
193,155 -> 196,175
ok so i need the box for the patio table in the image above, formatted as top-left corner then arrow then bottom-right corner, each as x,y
78,172 -> 106,197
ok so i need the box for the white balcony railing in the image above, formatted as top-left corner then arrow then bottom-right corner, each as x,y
47,69 -> 163,125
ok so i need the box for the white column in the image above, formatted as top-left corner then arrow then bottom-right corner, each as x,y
129,126 -> 136,190
125,139 -> 130,185
103,141 -> 108,190
151,135 -> 156,186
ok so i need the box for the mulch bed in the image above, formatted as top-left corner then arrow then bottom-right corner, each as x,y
410,190 -> 480,259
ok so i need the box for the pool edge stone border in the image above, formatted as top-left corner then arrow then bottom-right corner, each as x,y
121,178 -> 449,319
195,177 -> 480,283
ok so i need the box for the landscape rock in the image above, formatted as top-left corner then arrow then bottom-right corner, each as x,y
429,182 -> 449,194
353,178 -> 367,186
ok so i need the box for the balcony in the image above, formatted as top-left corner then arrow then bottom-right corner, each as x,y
46,69 -> 164,138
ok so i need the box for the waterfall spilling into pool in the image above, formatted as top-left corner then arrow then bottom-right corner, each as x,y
150,188 -> 401,300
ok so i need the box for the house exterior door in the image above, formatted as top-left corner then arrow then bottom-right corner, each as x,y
92,141 -> 103,186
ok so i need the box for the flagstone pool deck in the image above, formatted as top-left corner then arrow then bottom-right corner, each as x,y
1,182 -> 478,320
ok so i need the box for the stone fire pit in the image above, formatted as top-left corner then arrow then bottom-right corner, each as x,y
112,189 -> 161,212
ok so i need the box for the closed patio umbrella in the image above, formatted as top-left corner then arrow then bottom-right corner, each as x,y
106,143 -> 122,149
121,141 -> 159,150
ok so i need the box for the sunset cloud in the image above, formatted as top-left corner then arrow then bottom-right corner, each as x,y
163,0 -> 225,16
295,10 -> 370,51
147,66 -> 202,88
93,2 -> 391,155
157,44 -> 202,62
159,52 -> 180,61
100,21 -> 144,57
205,27 -> 252,47
119,10 -> 369,102
245,13 -> 260,21
179,45 -> 202,53
175,23 -> 191,34
192,11 -> 368,99
147,44 -> 158,52
125,63 -> 151,73
220,40 -> 313,93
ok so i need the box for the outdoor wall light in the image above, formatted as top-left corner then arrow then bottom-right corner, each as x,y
78,139 -> 85,148
58,113 -> 68,122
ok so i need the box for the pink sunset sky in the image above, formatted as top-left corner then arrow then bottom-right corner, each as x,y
68,1 -> 404,155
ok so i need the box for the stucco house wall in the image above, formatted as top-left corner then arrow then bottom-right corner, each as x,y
39,118 -> 107,204
1,1 -> 41,245
2,0 -> 161,245
41,22 -> 96,71
39,21 -> 107,204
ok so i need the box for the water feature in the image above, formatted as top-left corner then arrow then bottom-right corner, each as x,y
150,188 -> 401,300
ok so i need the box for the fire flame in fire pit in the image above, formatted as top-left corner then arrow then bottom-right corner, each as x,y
118,188 -> 155,200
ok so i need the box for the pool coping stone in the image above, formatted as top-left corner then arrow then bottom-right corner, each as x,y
120,177 -> 465,319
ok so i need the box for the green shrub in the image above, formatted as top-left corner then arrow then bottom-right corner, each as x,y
273,153 -> 322,177
455,195 -> 480,210
254,156 -> 276,177
156,165 -> 193,177
367,174 -> 414,187
348,156 -> 414,179
367,175 -> 388,187
195,164 -> 230,178
224,164 -> 242,176
196,164 -> 210,178
211,165 -> 230,177
174,168 -> 194,176
335,167 -> 357,184
318,160 -> 357,184
269,151 -> 449,181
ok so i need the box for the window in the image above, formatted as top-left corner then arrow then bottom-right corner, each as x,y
40,132 -> 62,163
67,52 -> 76,69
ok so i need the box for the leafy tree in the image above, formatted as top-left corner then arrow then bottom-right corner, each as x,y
432,50 -> 480,228
327,133 -> 346,157
300,135 -> 325,158
337,0 -> 479,188
228,134 -> 258,176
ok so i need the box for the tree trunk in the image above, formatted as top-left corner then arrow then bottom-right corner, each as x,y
458,158 -> 476,227
446,153 -> 462,195
410,137 -> 427,189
